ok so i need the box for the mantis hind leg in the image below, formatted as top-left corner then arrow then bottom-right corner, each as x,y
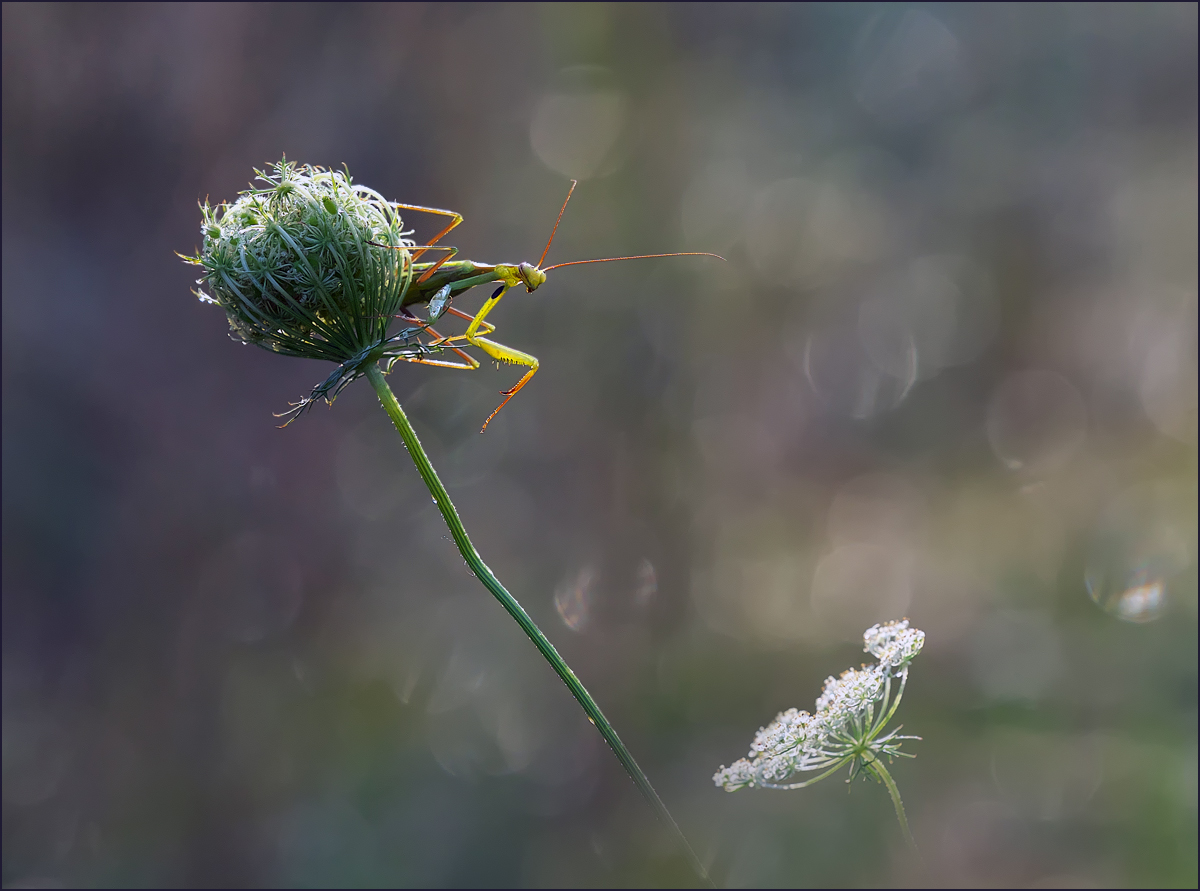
388,202 -> 463,282
387,326 -> 480,370
396,308 -> 478,367
388,353 -> 478,371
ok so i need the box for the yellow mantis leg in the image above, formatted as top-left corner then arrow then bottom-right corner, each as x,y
462,285 -> 540,432
396,286 -> 539,432
425,306 -> 496,346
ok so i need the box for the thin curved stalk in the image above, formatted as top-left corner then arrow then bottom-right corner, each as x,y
758,758 -> 849,790
365,363 -> 711,887
864,758 -> 916,852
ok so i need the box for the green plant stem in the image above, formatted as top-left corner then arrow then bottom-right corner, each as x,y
865,758 -> 916,852
366,364 -> 711,887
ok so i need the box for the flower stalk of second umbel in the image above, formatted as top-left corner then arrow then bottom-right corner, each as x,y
182,160 -> 710,885
714,620 -> 925,849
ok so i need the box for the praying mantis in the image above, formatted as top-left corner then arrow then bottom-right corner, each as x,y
372,181 -> 724,432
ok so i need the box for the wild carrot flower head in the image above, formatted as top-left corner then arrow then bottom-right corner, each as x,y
864,618 -> 925,669
714,620 -> 924,792
181,160 -> 444,415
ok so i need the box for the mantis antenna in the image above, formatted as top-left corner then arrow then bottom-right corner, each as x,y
543,252 -> 725,271
538,179 -> 577,268
537,179 -> 726,271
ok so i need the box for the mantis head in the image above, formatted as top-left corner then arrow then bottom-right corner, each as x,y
516,262 -> 547,292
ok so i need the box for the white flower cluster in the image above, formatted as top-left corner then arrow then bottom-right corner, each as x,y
864,619 -> 925,669
714,620 -> 924,792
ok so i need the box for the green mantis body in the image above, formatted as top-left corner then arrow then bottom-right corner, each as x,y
376,182 -> 722,432
395,257 -> 547,432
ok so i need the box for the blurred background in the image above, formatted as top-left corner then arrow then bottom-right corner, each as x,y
3,3 -> 1196,887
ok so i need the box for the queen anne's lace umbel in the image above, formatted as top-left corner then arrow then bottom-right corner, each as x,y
181,160 -> 456,418
714,620 -> 924,792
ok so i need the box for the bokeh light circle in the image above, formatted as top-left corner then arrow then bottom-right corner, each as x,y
1084,482 -> 1195,623
986,369 -> 1087,474
803,324 -> 916,419
530,67 -> 627,180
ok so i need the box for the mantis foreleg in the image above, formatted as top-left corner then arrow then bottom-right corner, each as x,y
462,285 -> 540,432
404,287 -> 538,431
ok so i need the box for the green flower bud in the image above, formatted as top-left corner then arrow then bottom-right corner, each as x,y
181,159 -> 426,418
181,158 -> 418,361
